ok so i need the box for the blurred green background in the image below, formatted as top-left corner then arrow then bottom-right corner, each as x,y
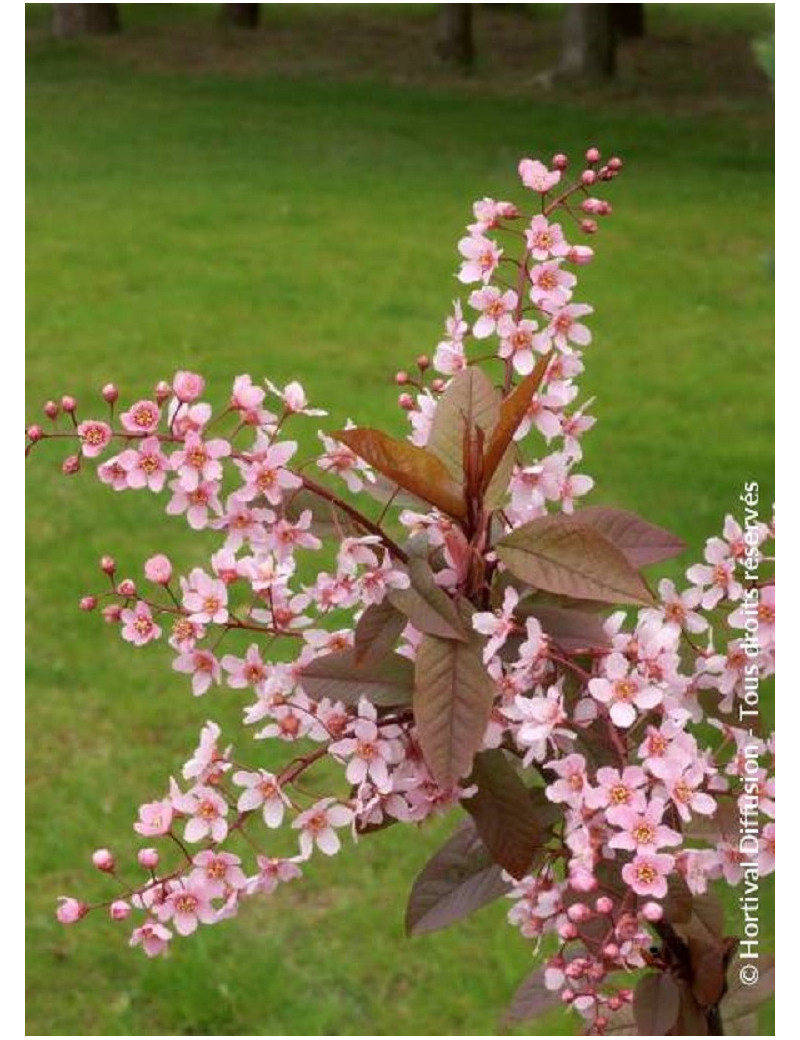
26,3 -> 774,1035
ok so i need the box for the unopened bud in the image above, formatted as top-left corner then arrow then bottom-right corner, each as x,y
607,156 -> 623,172
103,604 -> 123,623
144,554 -> 173,585
100,555 -> 116,575
137,847 -> 160,870
398,393 -> 414,410
102,383 -> 119,405
580,219 -> 598,235
416,355 -> 430,371
109,900 -> 131,921
27,425 -> 44,443
44,400 -> 59,420
56,897 -> 88,924
602,943 -> 620,960
79,596 -> 97,612
61,454 -> 80,475
567,902 -> 591,922
595,896 -> 614,915
585,146 -> 601,163
395,371 -> 410,386
580,169 -> 597,186
117,578 -> 137,597
154,380 -> 172,405
558,921 -> 578,941
431,378 -> 446,393
92,848 -> 115,872
61,395 -> 77,413
641,901 -> 663,922
551,152 -> 568,170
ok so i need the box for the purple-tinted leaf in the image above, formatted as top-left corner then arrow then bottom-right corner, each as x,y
353,599 -> 406,665
503,967 -> 561,1024
300,648 -> 413,707
521,602 -> 611,652
388,558 -> 470,642
331,427 -> 467,521
427,367 -> 499,482
413,604 -> 495,787
633,973 -> 681,1035
405,820 -> 510,936
496,514 -> 655,606
461,750 -> 550,879
671,984 -> 710,1035
662,872 -> 693,925
574,505 -> 686,567
721,952 -> 775,1032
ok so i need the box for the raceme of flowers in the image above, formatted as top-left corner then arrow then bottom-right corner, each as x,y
28,147 -> 775,1037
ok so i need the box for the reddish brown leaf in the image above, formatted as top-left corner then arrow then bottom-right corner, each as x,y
331,427 -> 467,521
721,953 -> 774,1034
426,367 -> 499,483
353,599 -> 406,665
461,750 -> 551,879
482,350 -> 553,490
413,605 -> 495,787
300,648 -> 413,706
388,558 -> 470,642
405,820 -> 510,936
670,984 -> 710,1035
503,967 -> 562,1024
520,602 -> 611,652
662,872 -> 694,925
496,514 -> 655,606
688,937 -> 728,1008
574,505 -> 686,568
633,973 -> 682,1035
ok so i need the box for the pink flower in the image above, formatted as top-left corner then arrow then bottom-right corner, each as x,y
472,587 -> 519,663
129,921 -> 172,957
621,853 -> 674,899
182,720 -> 230,784
518,158 -> 561,193
173,649 -> 221,696
292,798 -> 354,858
457,234 -> 502,285
585,765 -> 648,813
664,766 -> 717,822
166,478 -> 222,530
528,261 -> 576,308
191,850 -> 247,897
642,579 -> 708,634
134,798 -> 173,837
117,436 -> 170,492
468,286 -> 517,338
236,440 -> 301,505
171,783 -> 229,843
97,456 -> 129,491
120,601 -> 162,646
77,419 -> 112,458
56,897 -> 87,924
144,554 -> 173,585
544,753 -> 590,808
608,798 -> 682,852
247,856 -> 303,896
171,432 -> 230,492
233,769 -> 290,827
156,876 -> 218,936
181,568 -> 229,625
686,539 -> 744,608
329,711 -> 398,793
222,644 -> 268,691
317,430 -> 375,494
588,654 -> 662,728
525,216 -> 570,261
120,399 -> 161,434
540,303 -> 594,351
497,316 -> 542,376
506,685 -> 568,763
172,371 -> 205,403
265,378 -> 326,417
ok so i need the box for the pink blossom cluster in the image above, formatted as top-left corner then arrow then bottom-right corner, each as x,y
29,147 -> 774,1035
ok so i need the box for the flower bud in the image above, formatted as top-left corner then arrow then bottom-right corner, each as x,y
154,380 -> 172,405
595,1016 -> 608,1031
580,219 -> 598,235
109,900 -> 131,921
61,454 -> 80,475
144,554 -> 173,585
61,395 -> 77,414
103,604 -> 123,624
117,578 -> 137,598
137,847 -> 160,870
100,555 -> 116,575
44,400 -> 59,420
602,943 -> 620,960
173,371 -> 205,404
102,383 -> 119,405
27,424 -> 44,444
608,156 -> 623,172
395,371 -> 410,386
641,901 -> 663,922
551,152 -> 568,170
561,989 -> 575,1005
567,902 -> 591,922
431,378 -> 446,393
595,896 -> 613,915
79,596 -> 97,612
92,848 -> 115,872
56,897 -> 88,924
416,355 -> 430,371
558,921 -> 578,941
581,169 -> 597,186
398,393 -> 414,410
585,146 -> 601,163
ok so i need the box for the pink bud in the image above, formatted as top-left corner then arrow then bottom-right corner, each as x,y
137,847 -> 160,870
567,902 -> 591,922
109,900 -> 131,921
551,152 -> 568,170
595,1016 -> 608,1031
61,454 -> 81,475
117,578 -> 137,597
608,156 -> 623,171
92,848 -> 115,872
607,995 -> 623,1012
398,393 -> 414,410
595,896 -> 613,915
56,897 -> 88,924
61,395 -> 77,413
79,595 -> 97,612
641,901 -> 663,922
27,424 -> 44,442
619,988 -> 634,1003
144,554 -> 173,585
102,383 -> 119,405
100,555 -> 116,575
431,378 -> 446,393
558,921 -> 578,941
581,197 -> 604,214
416,355 -> 430,371
154,380 -> 172,405
585,146 -> 601,163
580,169 -> 597,186
172,371 -> 205,404
44,400 -> 59,420
602,943 -> 620,960
565,961 -> 584,979
395,371 -> 410,386
561,989 -> 575,1005
103,604 -> 123,623
580,219 -> 598,235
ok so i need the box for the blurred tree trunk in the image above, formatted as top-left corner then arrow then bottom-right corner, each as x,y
52,4 -> 120,37
613,3 -> 645,39
435,4 -> 474,70
559,4 -> 616,80
219,4 -> 260,29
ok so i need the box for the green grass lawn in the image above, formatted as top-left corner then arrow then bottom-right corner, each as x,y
26,4 -> 774,1035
